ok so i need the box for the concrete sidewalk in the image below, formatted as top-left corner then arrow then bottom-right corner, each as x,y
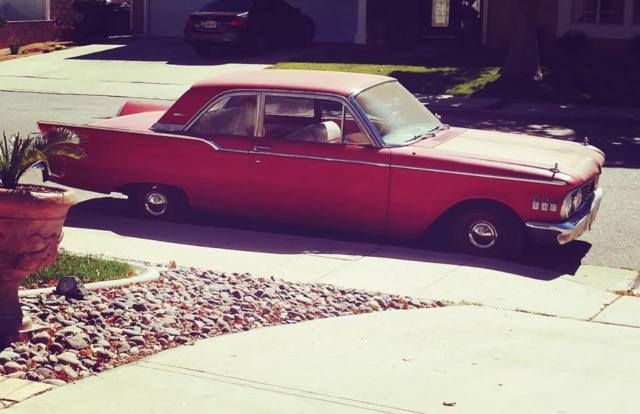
58,205 -> 640,327
6,307 -> 640,414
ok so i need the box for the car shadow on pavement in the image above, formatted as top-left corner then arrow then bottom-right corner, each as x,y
65,198 -> 590,281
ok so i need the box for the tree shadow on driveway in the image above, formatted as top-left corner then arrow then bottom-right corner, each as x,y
67,37 -> 306,66
64,197 -> 591,281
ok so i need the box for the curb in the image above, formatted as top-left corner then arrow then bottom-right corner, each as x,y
18,264 -> 161,298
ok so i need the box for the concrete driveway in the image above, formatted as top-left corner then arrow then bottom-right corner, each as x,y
0,37 -> 299,100
6,307 -> 640,414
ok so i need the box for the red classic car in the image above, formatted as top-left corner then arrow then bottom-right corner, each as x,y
38,70 -> 604,258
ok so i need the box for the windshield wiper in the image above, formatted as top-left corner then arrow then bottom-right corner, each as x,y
405,132 -> 436,143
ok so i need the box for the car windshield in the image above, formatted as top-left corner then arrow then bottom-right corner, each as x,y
200,0 -> 253,12
355,81 -> 441,146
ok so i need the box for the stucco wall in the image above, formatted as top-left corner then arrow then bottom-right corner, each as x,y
147,0 -> 358,42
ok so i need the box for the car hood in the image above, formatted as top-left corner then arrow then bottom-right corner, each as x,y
425,128 -> 605,181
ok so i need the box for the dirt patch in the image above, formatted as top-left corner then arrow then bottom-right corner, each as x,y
0,41 -> 74,62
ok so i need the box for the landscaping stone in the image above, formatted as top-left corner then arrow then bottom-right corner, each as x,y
30,332 -> 51,345
6,266 -> 440,383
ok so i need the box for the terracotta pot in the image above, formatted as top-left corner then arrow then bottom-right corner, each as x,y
0,186 -> 76,346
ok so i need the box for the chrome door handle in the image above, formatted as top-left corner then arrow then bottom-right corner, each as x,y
253,145 -> 271,152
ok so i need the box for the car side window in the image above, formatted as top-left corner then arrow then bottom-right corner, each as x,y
263,95 -> 371,146
189,94 -> 258,138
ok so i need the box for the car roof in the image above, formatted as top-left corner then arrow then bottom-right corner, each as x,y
191,69 -> 394,97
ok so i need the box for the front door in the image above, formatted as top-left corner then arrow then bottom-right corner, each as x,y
250,94 -> 391,235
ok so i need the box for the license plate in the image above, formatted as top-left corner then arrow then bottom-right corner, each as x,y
203,21 -> 217,29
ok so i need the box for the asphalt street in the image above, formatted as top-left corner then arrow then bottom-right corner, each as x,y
2,90 -> 638,271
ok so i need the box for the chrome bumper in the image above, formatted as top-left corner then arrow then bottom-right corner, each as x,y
525,188 -> 603,245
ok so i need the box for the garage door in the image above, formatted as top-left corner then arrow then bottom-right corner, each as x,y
148,0 -> 358,42
149,0 -> 208,37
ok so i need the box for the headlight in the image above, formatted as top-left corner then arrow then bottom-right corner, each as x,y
561,192 -> 574,219
572,191 -> 583,211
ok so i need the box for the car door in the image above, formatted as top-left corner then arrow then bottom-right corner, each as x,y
250,93 -> 391,235
183,92 -> 261,216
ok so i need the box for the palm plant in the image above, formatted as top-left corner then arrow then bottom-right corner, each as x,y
0,128 -> 86,189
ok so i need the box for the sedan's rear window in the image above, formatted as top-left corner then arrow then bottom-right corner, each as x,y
200,0 -> 253,13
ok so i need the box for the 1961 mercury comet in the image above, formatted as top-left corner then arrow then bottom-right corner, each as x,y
38,70 -> 604,258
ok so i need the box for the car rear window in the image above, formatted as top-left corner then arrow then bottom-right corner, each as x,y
200,0 -> 253,13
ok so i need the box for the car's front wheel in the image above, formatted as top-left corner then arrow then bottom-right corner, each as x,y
448,204 -> 524,259
130,185 -> 188,221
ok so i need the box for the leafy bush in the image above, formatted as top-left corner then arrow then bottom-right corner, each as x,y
9,38 -> 20,55
0,128 -> 85,189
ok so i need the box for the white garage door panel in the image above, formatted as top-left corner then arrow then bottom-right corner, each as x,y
149,0 -> 209,37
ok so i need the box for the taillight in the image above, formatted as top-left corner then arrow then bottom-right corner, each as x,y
228,16 -> 247,28
184,15 -> 194,29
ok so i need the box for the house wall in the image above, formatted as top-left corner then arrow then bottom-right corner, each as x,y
0,20 -> 55,48
557,0 -> 640,41
487,0 -> 637,51
0,0 -> 76,48
146,0 -> 359,42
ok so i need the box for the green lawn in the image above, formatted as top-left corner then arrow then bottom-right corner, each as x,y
21,249 -> 134,289
271,43 -> 640,107
271,62 -> 500,96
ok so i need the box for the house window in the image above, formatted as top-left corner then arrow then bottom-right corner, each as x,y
573,0 -> 625,24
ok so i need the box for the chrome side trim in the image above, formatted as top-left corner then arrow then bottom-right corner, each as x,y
391,164 -> 567,186
242,149 -> 388,168
152,123 -> 184,133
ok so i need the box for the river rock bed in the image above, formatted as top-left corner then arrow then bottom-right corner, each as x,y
1,266 -> 441,384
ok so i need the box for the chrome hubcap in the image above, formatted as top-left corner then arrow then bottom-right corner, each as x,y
144,192 -> 168,216
468,221 -> 498,249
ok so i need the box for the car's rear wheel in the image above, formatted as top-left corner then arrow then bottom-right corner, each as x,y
130,185 -> 188,221
448,204 -> 524,259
